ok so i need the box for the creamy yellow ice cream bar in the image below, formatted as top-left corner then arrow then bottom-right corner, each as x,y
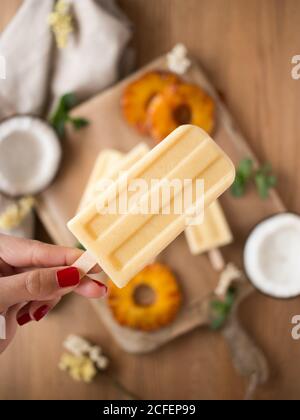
79,143 -> 150,210
68,125 -> 235,287
185,200 -> 233,255
81,148 -> 232,268
79,149 -> 123,210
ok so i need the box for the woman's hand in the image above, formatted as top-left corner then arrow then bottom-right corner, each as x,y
0,234 -> 107,354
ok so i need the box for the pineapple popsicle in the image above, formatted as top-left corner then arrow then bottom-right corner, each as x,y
68,125 -> 235,288
79,143 -> 149,210
82,149 -> 232,271
80,144 -> 150,210
185,200 -> 233,252
79,149 -> 123,210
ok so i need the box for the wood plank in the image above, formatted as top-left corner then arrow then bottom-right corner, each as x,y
0,0 -> 22,32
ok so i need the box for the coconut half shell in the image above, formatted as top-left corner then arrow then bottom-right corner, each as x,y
244,213 -> 300,298
0,116 -> 61,197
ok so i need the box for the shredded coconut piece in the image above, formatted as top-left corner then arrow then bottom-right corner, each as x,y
89,346 -> 109,370
95,355 -> 109,370
63,334 -> 92,357
167,43 -> 191,75
89,345 -> 101,361
0,196 -> 34,231
60,335 -> 109,382
59,353 -> 97,383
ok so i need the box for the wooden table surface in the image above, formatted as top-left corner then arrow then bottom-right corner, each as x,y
1,0 -> 300,400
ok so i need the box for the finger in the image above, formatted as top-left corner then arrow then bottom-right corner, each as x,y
14,263 -> 102,275
75,278 -> 107,299
7,268 -> 107,298
0,234 -> 83,269
0,257 -> 15,277
16,297 -> 61,326
0,266 -> 80,312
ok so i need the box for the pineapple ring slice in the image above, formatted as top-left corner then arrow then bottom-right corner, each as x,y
147,83 -> 215,142
107,263 -> 182,332
122,71 -> 181,134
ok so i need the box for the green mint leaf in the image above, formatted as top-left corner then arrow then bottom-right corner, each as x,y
210,314 -> 227,331
231,158 -> 277,200
49,106 -> 67,137
61,93 -> 78,111
231,158 -> 253,198
50,93 -> 89,138
50,95 -> 70,137
267,175 -> 277,187
224,287 -> 236,307
56,118 -> 68,138
50,93 -> 77,125
210,287 -> 236,330
238,158 -> 253,179
255,174 -> 268,199
231,175 -> 246,197
255,163 -> 277,199
70,117 -> 90,130
211,300 -> 228,315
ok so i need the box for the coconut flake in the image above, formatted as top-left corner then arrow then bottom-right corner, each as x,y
0,116 -> 61,196
63,334 -> 92,357
244,213 -> 300,298
167,43 -> 191,75
0,194 -> 34,238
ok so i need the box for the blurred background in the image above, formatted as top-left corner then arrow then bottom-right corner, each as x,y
0,0 -> 300,400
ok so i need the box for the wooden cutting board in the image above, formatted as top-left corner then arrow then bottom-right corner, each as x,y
37,55 -> 285,353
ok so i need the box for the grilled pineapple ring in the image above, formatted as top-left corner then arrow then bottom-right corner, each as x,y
122,71 -> 181,134
147,83 -> 215,142
107,264 -> 182,332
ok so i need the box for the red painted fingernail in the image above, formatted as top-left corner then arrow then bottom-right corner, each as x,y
57,267 -> 80,288
17,313 -> 32,326
92,281 -> 108,296
33,305 -> 50,322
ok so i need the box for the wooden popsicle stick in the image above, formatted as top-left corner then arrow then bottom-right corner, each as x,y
72,250 -> 106,283
208,248 -> 225,271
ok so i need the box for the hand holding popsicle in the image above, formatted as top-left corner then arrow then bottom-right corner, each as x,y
0,234 -> 107,354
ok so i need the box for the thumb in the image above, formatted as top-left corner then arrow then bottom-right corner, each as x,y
0,267 -> 80,312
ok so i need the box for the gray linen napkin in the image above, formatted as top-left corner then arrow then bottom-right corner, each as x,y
0,0 -> 132,237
